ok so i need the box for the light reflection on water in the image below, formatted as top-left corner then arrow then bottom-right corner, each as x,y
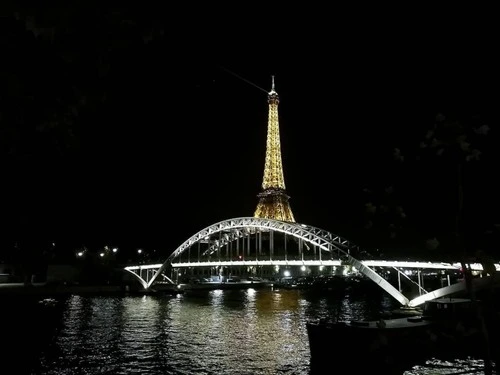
404,358 -> 492,374
0,288 -> 492,374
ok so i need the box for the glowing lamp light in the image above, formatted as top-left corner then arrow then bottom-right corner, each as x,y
283,270 -> 291,277
301,265 -> 306,271
99,253 -> 105,257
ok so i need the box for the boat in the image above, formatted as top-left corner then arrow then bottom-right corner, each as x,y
274,274 -> 377,294
179,277 -> 271,291
38,298 -> 58,307
306,297 -> 496,374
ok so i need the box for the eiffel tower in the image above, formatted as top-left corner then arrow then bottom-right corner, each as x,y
254,76 -> 296,222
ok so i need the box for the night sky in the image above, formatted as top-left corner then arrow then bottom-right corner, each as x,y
2,5 -> 499,259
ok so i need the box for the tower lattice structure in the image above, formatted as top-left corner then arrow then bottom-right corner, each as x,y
254,76 -> 295,222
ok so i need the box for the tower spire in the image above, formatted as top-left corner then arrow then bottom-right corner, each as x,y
253,76 -> 295,222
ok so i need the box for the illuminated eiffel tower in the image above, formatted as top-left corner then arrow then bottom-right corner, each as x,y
254,76 -> 296,222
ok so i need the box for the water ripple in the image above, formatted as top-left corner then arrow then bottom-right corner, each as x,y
1,289 -> 489,374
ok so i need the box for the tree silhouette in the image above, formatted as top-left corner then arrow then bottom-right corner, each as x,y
2,5 -> 169,262
360,112 -> 492,262
415,112 -> 489,260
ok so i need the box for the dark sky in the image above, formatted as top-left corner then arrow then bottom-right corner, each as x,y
2,5 -> 499,258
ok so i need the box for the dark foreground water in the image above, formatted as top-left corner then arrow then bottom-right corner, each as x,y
0,287 -> 494,374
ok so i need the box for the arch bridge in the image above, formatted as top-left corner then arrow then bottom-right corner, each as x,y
125,217 -> 498,308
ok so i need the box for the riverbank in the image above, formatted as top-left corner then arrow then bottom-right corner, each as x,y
0,282 -> 181,297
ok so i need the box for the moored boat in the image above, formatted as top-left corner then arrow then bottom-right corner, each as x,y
306,297 -> 494,373
179,277 -> 271,291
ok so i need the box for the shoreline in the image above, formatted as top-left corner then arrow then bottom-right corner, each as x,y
0,282 -> 179,297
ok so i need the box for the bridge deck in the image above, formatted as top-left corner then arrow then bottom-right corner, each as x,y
125,260 -> 498,271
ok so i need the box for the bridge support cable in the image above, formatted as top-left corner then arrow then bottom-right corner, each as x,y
202,230 -> 245,257
392,267 -> 428,295
161,274 -> 175,284
345,256 -> 410,306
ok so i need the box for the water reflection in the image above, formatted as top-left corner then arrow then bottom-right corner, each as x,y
404,357 -> 490,374
1,288 -> 487,374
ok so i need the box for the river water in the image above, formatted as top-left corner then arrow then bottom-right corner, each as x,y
0,286 -> 493,374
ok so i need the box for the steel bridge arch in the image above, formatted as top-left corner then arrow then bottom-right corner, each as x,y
147,217 -> 410,305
